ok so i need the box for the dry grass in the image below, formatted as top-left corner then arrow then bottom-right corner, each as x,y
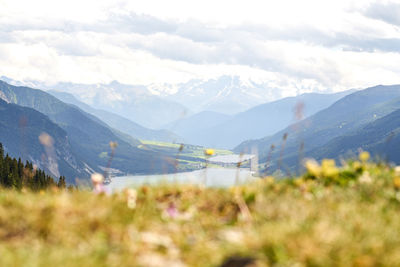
1,156 -> 400,266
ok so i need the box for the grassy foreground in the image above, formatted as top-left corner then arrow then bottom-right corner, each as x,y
2,155 -> 400,266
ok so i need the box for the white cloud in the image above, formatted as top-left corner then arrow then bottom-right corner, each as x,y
0,0 -> 400,94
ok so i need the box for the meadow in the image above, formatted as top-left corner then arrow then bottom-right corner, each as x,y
0,153 -> 400,266
139,140 -> 233,171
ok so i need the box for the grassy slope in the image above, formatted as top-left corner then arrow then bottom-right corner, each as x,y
140,140 -> 233,171
1,157 -> 400,266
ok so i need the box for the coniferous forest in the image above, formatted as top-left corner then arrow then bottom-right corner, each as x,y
0,143 -> 66,190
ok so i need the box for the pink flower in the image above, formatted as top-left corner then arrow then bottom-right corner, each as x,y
166,202 -> 178,218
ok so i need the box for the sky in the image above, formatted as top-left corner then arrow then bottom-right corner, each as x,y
0,0 -> 400,94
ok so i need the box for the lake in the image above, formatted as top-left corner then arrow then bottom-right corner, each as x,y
208,154 -> 255,163
104,154 -> 256,192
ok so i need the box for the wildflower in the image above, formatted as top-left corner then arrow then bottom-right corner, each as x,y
204,148 -> 215,156
304,159 -> 321,177
109,141 -> 118,149
137,253 -> 185,267
91,173 -> 104,184
321,159 -> 339,177
165,202 -> 178,218
359,151 -> 370,162
395,166 -> 400,176
294,178 -> 305,186
140,232 -> 174,249
126,188 -> 137,209
91,173 -> 108,194
263,176 -> 275,184
162,202 -> 195,221
393,177 -> 400,189
219,229 -> 244,244
359,171 -> 372,184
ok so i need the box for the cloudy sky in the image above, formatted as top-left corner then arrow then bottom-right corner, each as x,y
0,0 -> 400,94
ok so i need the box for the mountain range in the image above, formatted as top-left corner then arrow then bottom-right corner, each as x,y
0,80 -> 175,182
2,75 -> 285,128
48,90 -> 181,142
3,74 -> 400,180
154,75 -> 282,114
235,85 -> 400,173
168,90 -> 354,149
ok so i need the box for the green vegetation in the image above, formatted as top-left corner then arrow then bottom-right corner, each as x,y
141,140 -> 232,157
0,143 -> 66,190
1,154 -> 400,266
140,140 -> 233,171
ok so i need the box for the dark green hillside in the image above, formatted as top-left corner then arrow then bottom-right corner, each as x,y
0,99 -> 83,181
311,104 -> 400,162
0,142 -> 66,190
235,85 -> 400,173
0,81 -> 175,179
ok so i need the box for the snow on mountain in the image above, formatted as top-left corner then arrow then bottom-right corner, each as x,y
150,75 -> 283,114
1,75 -> 283,126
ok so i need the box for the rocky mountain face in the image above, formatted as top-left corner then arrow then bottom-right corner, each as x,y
0,80 -> 175,182
0,98 -> 86,182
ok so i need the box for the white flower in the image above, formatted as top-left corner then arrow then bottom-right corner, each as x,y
126,188 -> 137,209
359,171 -> 372,184
395,166 -> 400,176
91,173 -> 104,184
219,229 -> 244,244
141,232 -> 173,247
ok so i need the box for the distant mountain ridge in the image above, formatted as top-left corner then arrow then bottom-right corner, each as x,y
2,75 -> 284,127
163,111 -> 232,140
155,75 -> 282,114
235,84 -> 400,173
310,98 -> 400,162
48,90 -> 181,142
169,90 -> 355,149
0,80 -> 175,181
32,81 -> 189,129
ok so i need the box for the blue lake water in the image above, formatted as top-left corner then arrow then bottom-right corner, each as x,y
105,154 -> 256,192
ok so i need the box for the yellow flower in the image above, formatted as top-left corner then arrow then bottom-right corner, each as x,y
204,148 -> 215,156
321,159 -> 339,177
294,178 -> 305,186
264,176 -> 275,184
359,151 -> 370,162
109,141 -> 118,149
304,159 -> 321,177
394,177 -> 400,189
